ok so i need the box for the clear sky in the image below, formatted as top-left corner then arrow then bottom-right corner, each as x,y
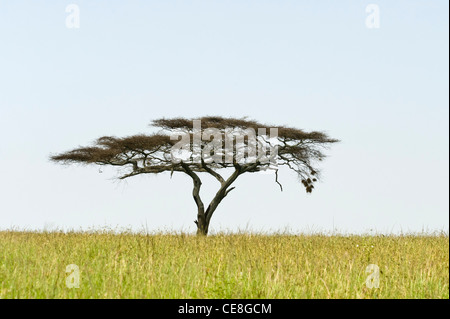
0,0 -> 448,234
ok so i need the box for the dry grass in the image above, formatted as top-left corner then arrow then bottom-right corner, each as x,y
0,230 -> 448,299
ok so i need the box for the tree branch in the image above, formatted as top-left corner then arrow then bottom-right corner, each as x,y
275,169 -> 283,192
204,168 -> 242,228
201,159 -> 225,184
225,187 -> 236,197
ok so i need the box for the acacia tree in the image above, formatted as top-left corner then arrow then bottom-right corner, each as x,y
50,116 -> 339,235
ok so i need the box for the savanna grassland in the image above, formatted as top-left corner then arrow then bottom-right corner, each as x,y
0,231 -> 448,299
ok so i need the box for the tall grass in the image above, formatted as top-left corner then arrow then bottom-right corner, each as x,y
0,230 -> 448,298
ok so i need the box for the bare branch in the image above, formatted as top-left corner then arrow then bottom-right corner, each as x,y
225,187 -> 236,197
201,159 -> 225,184
275,169 -> 283,192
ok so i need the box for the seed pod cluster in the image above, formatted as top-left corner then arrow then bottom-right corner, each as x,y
301,178 -> 315,193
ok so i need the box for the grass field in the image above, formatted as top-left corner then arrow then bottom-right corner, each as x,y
0,230 -> 448,299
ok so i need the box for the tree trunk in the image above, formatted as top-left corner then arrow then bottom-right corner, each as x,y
195,194 -> 224,235
181,163 -> 209,236
195,167 -> 243,236
196,214 -> 208,235
183,164 -> 245,236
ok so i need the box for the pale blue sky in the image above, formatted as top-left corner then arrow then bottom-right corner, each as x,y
0,1 -> 448,234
